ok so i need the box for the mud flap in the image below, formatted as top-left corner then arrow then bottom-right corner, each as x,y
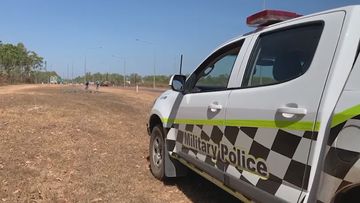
164,128 -> 187,177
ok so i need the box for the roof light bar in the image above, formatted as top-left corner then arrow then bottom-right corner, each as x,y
247,10 -> 302,27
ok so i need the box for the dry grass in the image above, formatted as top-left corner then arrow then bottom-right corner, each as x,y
0,85 -> 239,203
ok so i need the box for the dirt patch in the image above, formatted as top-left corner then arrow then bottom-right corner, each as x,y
0,84 -> 41,95
0,85 -> 239,202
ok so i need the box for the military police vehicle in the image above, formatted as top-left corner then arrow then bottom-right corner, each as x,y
147,5 -> 360,203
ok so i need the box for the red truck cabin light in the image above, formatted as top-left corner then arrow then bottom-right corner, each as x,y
247,10 -> 302,27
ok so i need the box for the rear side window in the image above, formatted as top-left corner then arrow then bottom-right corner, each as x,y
242,23 -> 324,87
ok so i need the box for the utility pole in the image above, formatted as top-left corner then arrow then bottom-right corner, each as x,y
153,56 -> 156,88
67,64 -> 69,82
83,46 -> 102,83
135,38 -> 156,88
112,55 -> 126,87
263,0 -> 266,10
84,57 -> 87,83
123,59 -> 126,87
71,63 -> 74,84
44,61 -> 49,84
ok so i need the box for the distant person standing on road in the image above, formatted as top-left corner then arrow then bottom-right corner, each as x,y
85,81 -> 89,90
96,81 -> 100,90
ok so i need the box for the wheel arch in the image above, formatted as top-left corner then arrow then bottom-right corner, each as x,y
331,183 -> 360,203
148,113 -> 187,178
148,114 -> 164,136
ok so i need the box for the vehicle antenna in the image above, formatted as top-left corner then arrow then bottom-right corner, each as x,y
179,54 -> 183,75
263,0 -> 266,10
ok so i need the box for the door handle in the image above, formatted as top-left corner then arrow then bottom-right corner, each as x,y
209,102 -> 222,112
277,107 -> 307,118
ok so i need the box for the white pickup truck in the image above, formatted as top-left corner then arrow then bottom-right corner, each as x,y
147,5 -> 360,203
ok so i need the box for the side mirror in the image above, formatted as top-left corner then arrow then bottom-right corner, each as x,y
169,74 -> 186,92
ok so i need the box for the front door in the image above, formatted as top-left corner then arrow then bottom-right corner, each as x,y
171,40 -> 245,180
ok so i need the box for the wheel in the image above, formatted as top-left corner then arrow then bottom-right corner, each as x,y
149,125 -> 165,180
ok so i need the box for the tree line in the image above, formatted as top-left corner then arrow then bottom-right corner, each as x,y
71,72 -> 230,88
0,42 -> 50,84
72,72 -> 171,87
0,41 -> 183,87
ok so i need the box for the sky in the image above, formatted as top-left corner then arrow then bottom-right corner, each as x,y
0,0 -> 359,78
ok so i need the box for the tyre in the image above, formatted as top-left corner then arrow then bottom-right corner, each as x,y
333,185 -> 360,203
149,125 -> 165,180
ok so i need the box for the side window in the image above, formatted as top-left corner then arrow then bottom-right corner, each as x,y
187,40 -> 243,93
242,23 -> 324,87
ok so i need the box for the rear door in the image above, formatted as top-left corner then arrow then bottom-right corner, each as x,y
222,12 -> 345,202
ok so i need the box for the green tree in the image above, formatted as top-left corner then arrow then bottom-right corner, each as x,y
0,42 -> 44,84
129,73 -> 142,85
